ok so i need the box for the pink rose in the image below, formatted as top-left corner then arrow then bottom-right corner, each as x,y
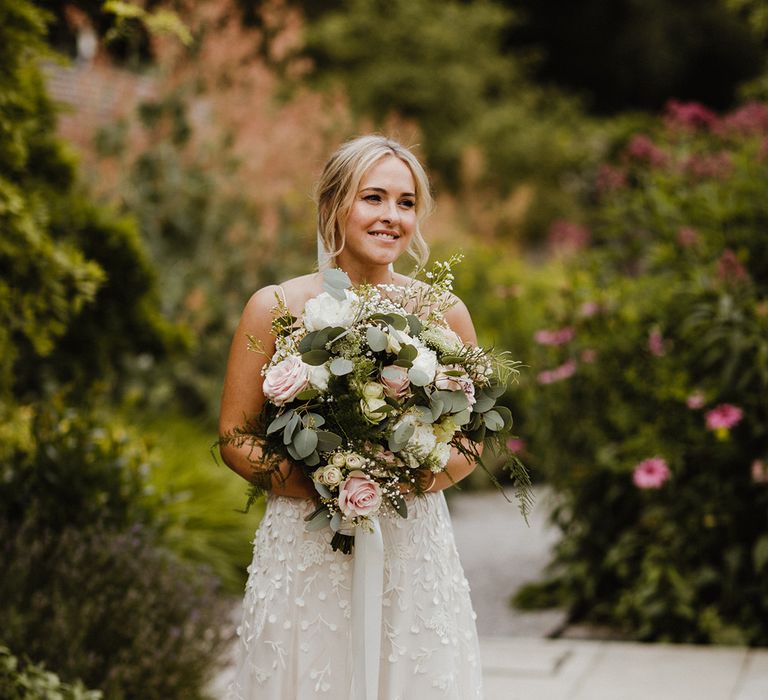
262,355 -> 310,405
686,391 -> 706,410
434,366 -> 476,406
534,327 -> 575,346
632,458 -> 670,489
381,365 -> 411,400
338,471 -> 382,518
506,438 -> 525,454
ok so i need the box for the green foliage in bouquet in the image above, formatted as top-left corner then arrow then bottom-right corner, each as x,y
513,99 -> 768,644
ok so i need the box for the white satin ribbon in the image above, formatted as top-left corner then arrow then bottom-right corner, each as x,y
352,517 -> 384,700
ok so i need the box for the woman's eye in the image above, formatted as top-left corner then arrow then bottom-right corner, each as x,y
364,194 -> 381,202
400,200 -> 415,209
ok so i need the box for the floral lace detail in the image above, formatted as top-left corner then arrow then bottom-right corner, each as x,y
226,492 -> 483,699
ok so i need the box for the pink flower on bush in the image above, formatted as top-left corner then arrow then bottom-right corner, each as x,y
716,102 -> 768,137
338,471 -> 382,518
705,404 -> 744,432
537,360 -> 577,385
506,438 -> 526,454
534,327 -> 575,346
380,365 -> 410,400
595,164 -> 627,194
580,348 -> 597,364
684,151 -> 733,180
752,460 -> 768,484
664,99 -> 718,131
716,249 -> 749,285
648,328 -> 665,357
632,457 -> 671,489
677,226 -> 699,248
547,220 -> 591,255
686,391 -> 706,410
626,134 -> 668,167
579,301 -> 600,318
262,355 -> 310,405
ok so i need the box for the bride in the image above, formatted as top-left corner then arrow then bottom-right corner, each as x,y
219,135 -> 484,699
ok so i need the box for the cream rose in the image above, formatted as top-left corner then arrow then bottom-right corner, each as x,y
338,471 -> 382,518
344,453 -> 364,469
320,465 -> 343,486
263,355 -> 310,405
303,290 -> 359,331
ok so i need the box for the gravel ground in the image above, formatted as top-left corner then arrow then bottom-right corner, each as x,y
447,486 -> 566,637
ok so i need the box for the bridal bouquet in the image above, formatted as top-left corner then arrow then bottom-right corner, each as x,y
225,256 -> 531,552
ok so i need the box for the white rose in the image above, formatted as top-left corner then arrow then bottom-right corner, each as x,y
406,422 -> 437,459
386,328 -> 412,354
429,442 -> 452,469
362,382 -> 385,399
303,290 -> 359,331
411,347 -> 438,384
331,452 -> 346,467
308,363 -> 331,391
345,453 -> 364,469
321,465 -> 343,486
361,397 -> 388,424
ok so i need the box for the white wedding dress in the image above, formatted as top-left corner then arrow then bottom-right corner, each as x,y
225,491 -> 483,699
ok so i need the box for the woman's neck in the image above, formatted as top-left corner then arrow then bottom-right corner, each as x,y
333,260 -> 395,287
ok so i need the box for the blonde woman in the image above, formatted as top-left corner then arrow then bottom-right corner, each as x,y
220,135 -> 483,699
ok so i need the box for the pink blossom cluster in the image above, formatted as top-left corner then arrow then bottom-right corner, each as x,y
547,220 -> 591,254
505,438 -> 526,454
626,134 -> 668,167
595,164 -> 627,194
534,326 -> 575,346
716,102 -> 768,137
537,359 -> 577,385
632,457 -> 670,489
716,249 -> 749,285
647,328 -> 665,357
683,151 -> 733,180
705,403 -> 744,431
579,301 -> 600,318
752,460 -> 768,484
677,226 -> 699,248
664,100 -> 718,131
686,391 -> 706,410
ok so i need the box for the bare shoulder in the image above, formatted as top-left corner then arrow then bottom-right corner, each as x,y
242,273 -> 323,323
442,293 -> 477,345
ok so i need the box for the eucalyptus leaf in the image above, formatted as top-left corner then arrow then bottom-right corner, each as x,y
449,391 -> 469,412
413,405 -> 434,423
366,326 -> 389,352
330,357 -> 354,376
393,359 -> 413,369
305,507 -> 331,531
304,450 -> 320,467
453,408 -> 471,426
430,397 -> 445,421
296,388 -> 320,401
486,383 -> 506,399
286,442 -> 301,460
316,430 -> 342,452
301,349 -> 331,366
293,428 -> 318,459
407,314 -> 423,335
472,392 -> 496,413
267,411 -> 293,435
386,313 -> 408,331
483,409 -> 504,431
283,413 -> 300,444
494,405 -> 513,430
314,482 -> 332,499
330,512 -> 343,532
305,412 -> 326,428
312,327 -> 332,350
398,344 -> 418,362
408,367 -> 430,387
394,421 -> 415,446
298,331 -> 318,353
323,268 -> 352,291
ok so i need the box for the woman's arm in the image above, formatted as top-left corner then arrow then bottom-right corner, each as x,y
218,286 -> 316,499
424,296 -> 483,492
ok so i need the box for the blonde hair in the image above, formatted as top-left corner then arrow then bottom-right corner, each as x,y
315,135 -> 433,269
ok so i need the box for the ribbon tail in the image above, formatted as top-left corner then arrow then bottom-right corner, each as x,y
352,517 -> 384,700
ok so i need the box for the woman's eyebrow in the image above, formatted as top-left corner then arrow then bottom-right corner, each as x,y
360,186 -> 416,197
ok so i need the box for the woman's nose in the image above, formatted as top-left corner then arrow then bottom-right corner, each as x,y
380,199 -> 399,224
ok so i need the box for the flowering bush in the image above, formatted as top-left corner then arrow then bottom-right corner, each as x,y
512,99 -> 768,644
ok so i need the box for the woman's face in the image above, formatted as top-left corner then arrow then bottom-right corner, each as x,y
339,155 -> 417,270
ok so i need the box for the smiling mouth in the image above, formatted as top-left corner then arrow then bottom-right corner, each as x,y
368,230 -> 399,240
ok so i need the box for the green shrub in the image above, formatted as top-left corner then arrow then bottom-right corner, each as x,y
515,100 -> 768,644
0,517 -> 229,700
0,644 -> 101,700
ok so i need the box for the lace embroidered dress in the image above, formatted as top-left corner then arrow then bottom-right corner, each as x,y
226,491 -> 483,699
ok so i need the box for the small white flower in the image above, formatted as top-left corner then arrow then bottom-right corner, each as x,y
411,347 -> 438,384
429,442 -> 452,469
308,363 -> 331,391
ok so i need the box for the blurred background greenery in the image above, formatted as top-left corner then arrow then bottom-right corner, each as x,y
2,0 -> 767,696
